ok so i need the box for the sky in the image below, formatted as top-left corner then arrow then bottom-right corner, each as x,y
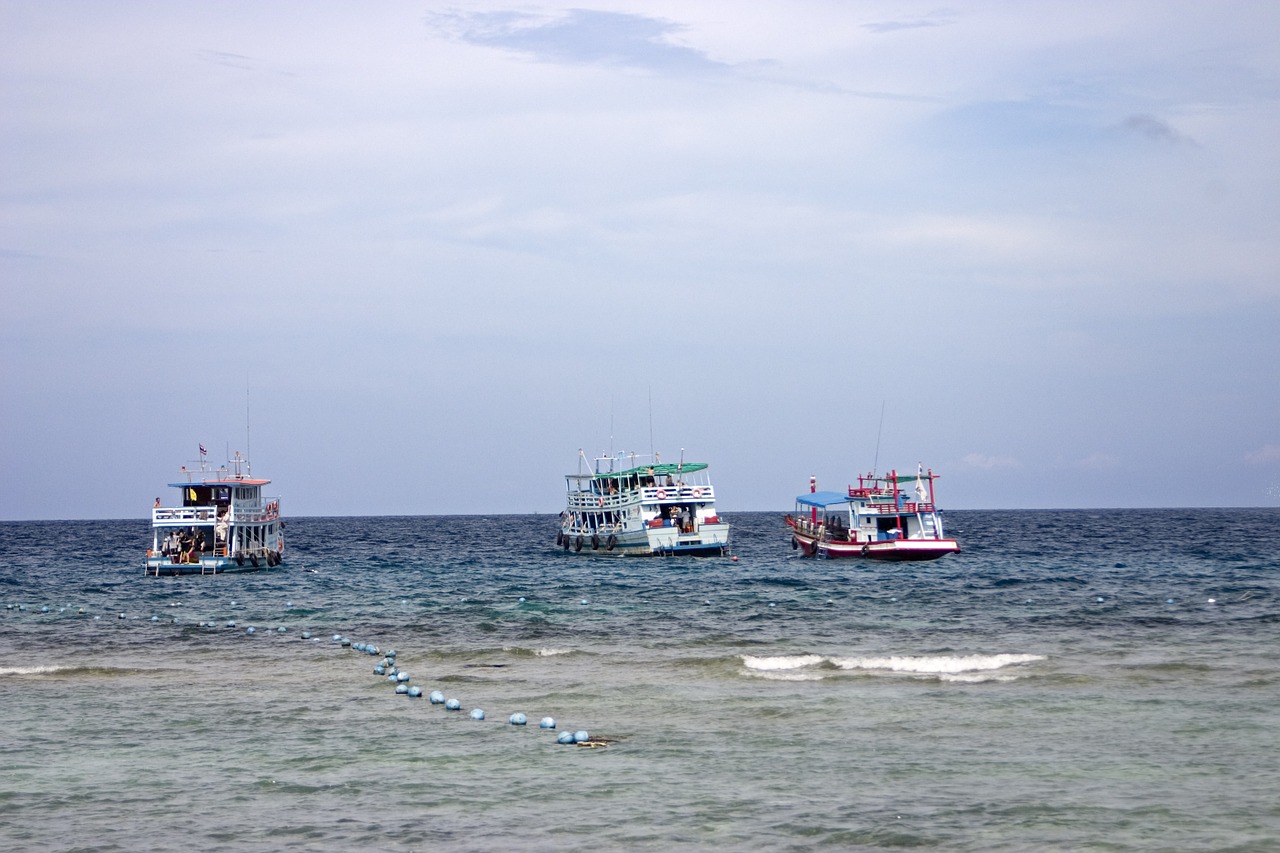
3,1 -> 1279,519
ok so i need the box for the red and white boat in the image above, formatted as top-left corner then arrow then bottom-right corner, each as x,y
784,466 -> 959,560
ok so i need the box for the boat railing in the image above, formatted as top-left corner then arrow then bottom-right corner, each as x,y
640,484 -> 713,502
566,484 -> 714,509
865,502 -> 935,514
154,506 -> 218,523
154,499 -> 281,524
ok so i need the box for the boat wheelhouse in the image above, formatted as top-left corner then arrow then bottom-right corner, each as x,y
559,452 -> 730,556
785,467 -> 959,560
144,452 -> 284,576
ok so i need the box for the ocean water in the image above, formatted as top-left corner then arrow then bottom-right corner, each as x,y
2,509 -> 1278,852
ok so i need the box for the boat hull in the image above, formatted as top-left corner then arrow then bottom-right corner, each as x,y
557,523 -> 730,557
789,530 -> 958,561
143,553 -> 281,576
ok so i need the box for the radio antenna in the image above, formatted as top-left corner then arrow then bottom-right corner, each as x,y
245,381 -> 252,476
648,385 -> 655,462
871,400 -> 886,476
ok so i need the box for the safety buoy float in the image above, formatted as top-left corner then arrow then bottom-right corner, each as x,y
656,489 -> 667,499
692,488 -> 703,498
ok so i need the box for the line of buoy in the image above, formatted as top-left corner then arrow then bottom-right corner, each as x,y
328,632 -> 603,747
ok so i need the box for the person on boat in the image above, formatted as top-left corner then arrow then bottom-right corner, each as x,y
154,497 -> 161,508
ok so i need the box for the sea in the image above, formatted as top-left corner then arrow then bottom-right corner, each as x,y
1,509 -> 1278,852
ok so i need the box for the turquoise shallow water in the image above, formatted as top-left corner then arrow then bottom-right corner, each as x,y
2,509 -> 1279,851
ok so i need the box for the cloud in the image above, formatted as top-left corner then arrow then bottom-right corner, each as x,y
428,9 -> 727,74
961,453 -> 1020,470
1246,444 -> 1280,464
863,12 -> 956,34
1118,113 -> 1195,145
1075,452 -> 1119,470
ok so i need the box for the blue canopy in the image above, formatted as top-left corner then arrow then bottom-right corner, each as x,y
795,491 -> 852,508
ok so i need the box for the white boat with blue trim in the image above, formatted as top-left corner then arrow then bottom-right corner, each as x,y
558,451 -> 730,556
785,466 -> 959,560
144,450 -> 284,576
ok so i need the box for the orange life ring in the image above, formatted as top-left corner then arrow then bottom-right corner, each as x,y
692,487 -> 703,498
656,489 -> 667,499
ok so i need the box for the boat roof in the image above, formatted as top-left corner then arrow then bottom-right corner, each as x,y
168,478 -> 271,487
796,491 -> 852,508
587,462 -> 709,479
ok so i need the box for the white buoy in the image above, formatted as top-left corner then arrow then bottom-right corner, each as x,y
396,672 -> 410,682
374,665 -> 385,676
509,713 -> 527,726
539,717 -> 556,729
301,631 -> 311,640
395,683 -> 409,695
429,690 -> 445,704
573,730 -> 590,743
277,626 -> 286,634
245,626 -> 255,634
445,698 -> 461,710
556,731 -> 575,744
227,620 -> 236,628
470,708 -> 486,720
407,686 -> 422,698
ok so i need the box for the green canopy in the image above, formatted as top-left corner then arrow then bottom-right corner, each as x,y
592,462 -> 708,480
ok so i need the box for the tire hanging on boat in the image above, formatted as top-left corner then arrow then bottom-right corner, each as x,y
556,530 -> 563,546
575,535 -> 583,552
591,533 -> 600,550
606,534 -> 616,551
790,537 -> 798,550
235,553 -> 245,567
250,553 -> 259,568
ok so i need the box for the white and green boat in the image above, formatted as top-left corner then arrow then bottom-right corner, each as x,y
558,452 -> 730,556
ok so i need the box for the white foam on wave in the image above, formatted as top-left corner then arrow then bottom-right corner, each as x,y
0,665 -> 69,676
535,647 -> 574,657
830,653 -> 1045,675
741,654 -> 825,671
740,652 -> 1045,682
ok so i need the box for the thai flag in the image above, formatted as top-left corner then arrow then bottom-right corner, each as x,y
199,443 -> 207,456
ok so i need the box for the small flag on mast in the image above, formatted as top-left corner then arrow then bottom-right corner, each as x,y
199,443 -> 207,457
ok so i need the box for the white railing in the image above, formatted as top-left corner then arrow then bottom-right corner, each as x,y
153,499 -> 281,524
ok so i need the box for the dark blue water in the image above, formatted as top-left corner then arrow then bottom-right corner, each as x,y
2,510 -> 1278,851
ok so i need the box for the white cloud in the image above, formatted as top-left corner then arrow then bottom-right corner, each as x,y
1246,444 -> 1280,465
961,453 -> 1021,470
